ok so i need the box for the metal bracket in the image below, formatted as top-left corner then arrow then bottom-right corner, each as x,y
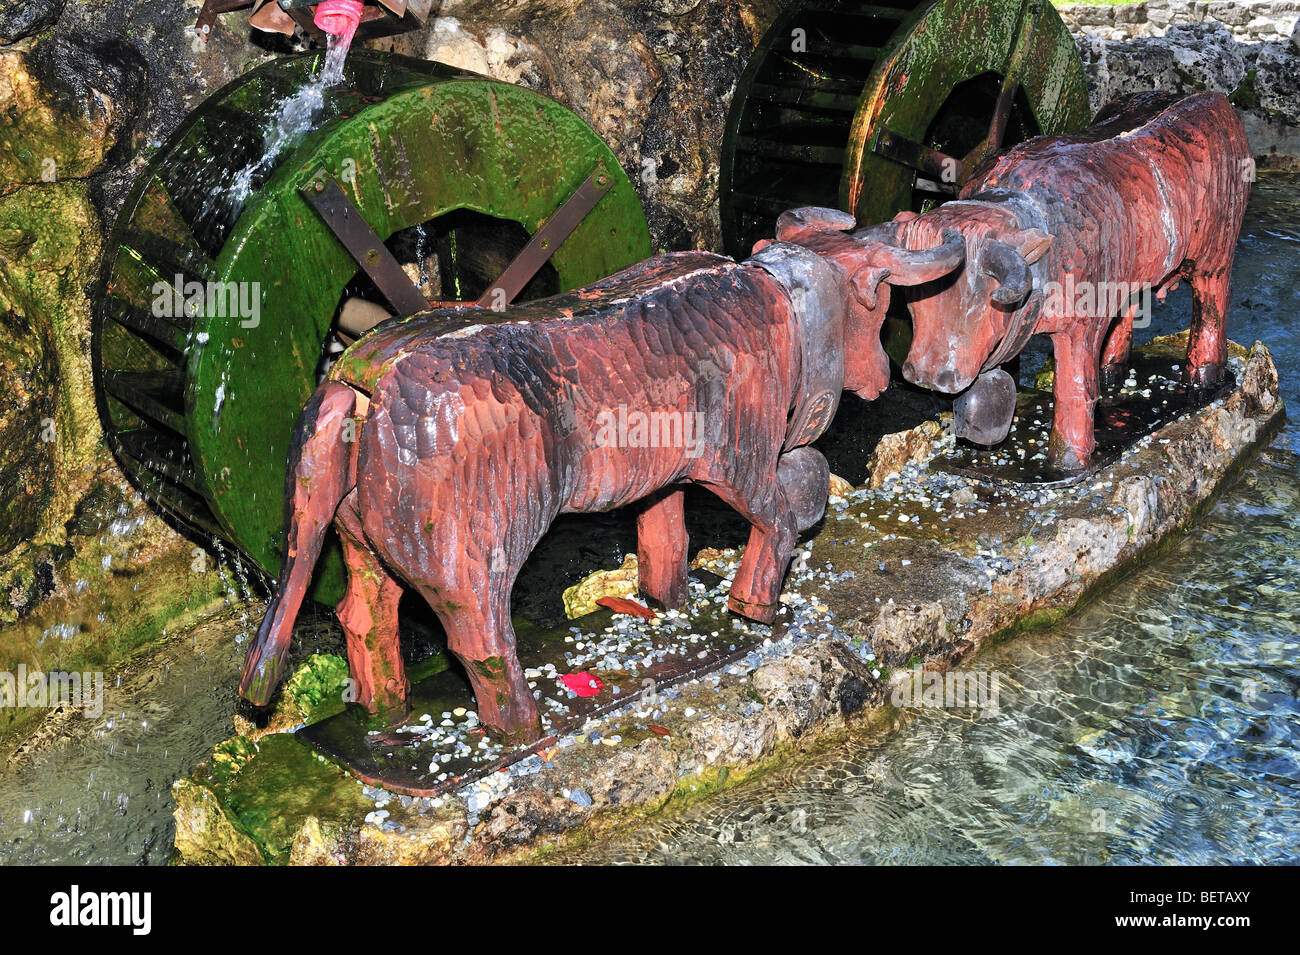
300,171 -> 430,318
300,164 -> 616,336
198,1 -> 427,40
871,128 -> 963,193
476,167 -> 615,308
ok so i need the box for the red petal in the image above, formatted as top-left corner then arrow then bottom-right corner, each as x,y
560,672 -> 604,697
596,596 -> 657,620
649,725 -> 671,736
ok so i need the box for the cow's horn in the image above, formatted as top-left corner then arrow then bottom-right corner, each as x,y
775,206 -> 857,241
983,238 -> 1033,306
863,227 -> 966,286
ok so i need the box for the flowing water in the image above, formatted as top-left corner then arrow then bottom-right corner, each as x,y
0,164 -> 1295,864
566,173 -> 1300,865
229,29 -> 355,205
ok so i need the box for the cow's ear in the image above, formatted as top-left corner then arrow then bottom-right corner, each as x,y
775,206 -> 856,241
849,265 -> 891,310
1007,228 -> 1052,264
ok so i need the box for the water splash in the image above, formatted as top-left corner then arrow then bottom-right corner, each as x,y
229,31 -> 357,204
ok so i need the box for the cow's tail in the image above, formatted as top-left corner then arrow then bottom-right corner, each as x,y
238,381 -> 360,706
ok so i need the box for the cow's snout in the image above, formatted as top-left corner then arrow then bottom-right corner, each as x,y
903,360 -> 965,394
932,367 -> 962,393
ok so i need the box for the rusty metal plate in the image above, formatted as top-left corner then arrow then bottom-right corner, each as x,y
300,171 -> 430,317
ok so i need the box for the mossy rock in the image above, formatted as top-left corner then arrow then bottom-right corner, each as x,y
197,733 -> 371,865
0,181 -> 102,484
0,47 -> 118,187
0,308 -> 58,552
171,777 -> 265,867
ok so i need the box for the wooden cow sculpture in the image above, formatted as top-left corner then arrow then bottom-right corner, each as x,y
788,92 -> 1252,469
238,229 -> 964,738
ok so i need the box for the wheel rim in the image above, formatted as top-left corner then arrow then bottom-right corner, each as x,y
94,50 -> 651,596
720,0 -> 1090,258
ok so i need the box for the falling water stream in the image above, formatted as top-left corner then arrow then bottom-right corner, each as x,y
0,167 -> 1295,864
229,29 -> 356,205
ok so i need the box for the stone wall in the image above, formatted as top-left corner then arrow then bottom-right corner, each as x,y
1057,0 -> 1300,164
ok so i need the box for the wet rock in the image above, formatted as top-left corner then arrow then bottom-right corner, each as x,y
0,182 -> 102,547
25,34 -> 148,172
480,788 -> 586,848
0,183 -> 101,504
1071,10 -> 1300,159
861,600 -> 949,669
865,420 -> 944,489
171,778 -> 265,866
354,812 -> 466,866
828,472 -> 855,498
288,815 -> 350,865
641,0 -> 705,16
749,641 -> 878,738
0,48 -> 117,187
0,0 -> 66,43
0,309 -> 57,553
1240,343 -> 1280,416
563,553 -> 639,618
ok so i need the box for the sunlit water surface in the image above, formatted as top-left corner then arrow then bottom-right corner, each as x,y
0,173 -> 1295,866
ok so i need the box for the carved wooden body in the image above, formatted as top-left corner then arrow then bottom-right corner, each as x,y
238,246 -> 910,737
793,92 -> 1252,469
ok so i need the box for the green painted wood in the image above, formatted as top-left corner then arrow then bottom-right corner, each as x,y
94,50 -> 651,598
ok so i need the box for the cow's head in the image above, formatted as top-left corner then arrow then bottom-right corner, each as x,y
764,206 -> 967,402
886,203 -> 1052,395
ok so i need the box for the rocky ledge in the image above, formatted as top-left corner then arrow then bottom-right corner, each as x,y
169,335 -> 1283,865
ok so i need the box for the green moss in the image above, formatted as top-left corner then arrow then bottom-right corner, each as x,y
0,183 -> 103,544
0,49 -> 118,186
1230,70 -> 1260,111
211,733 -> 369,865
282,653 -> 352,726
405,652 -> 449,684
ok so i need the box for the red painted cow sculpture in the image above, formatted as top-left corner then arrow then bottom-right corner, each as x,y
790,92 -> 1252,469
238,230 -> 964,738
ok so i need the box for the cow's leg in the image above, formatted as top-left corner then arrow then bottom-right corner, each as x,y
335,492 -> 409,723
422,567 -> 541,742
1100,305 -> 1136,390
1186,261 -> 1232,390
725,499 -> 796,624
637,488 -> 688,609
1047,326 -> 1104,470
708,453 -> 818,625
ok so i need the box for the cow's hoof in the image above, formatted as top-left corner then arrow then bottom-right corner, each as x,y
727,592 -> 780,624
1047,429 -> 1091,472
1186,360 -> 1226,392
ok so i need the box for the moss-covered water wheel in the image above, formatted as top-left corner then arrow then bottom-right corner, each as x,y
720,0 -> 1092,259
93,50 -> 651,600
